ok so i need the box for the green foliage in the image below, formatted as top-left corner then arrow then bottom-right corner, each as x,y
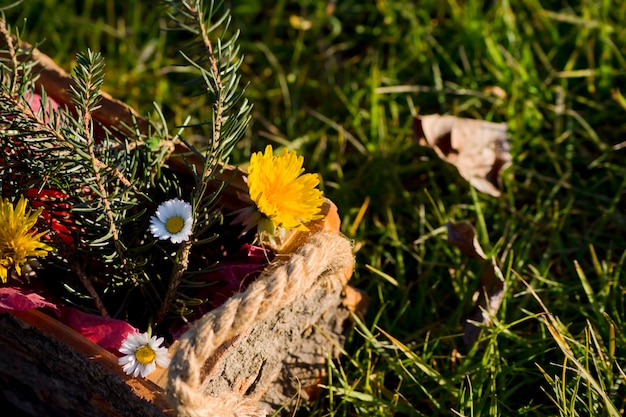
164,0 -> 252,176
0,24 -> 163,319
0,0 -> 251,329
3,1 -> 626,416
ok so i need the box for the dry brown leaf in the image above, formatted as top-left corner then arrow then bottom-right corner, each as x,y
446,221 -> 506,345
414,114 -> 511,197
342,286 -> 370,318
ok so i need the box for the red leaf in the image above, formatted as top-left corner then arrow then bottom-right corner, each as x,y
0,286 -> 58,313
24,92 -> 61,124
26,187 -> 76,247
57,307 -> 137,353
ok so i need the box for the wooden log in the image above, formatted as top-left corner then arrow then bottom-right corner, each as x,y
0,310 -> 173,417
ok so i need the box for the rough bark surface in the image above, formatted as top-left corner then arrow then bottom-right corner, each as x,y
0,284 -> 352,417
260,288 -> 352,413
0,313 -> 170,417
197,282 -> 351,415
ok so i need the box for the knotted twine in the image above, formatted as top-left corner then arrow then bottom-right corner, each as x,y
166,231 -> 354,417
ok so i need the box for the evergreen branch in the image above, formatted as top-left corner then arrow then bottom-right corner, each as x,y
196,4 -> 224,182
0,87 -> 133,187
0,25 -> 133,188
160,2 -> 226,321
0,16 -> 18,95
71,51 -> 135,293
156,0 -> 252,321
70,263 -> 109,317
70,50 -> 105,114
3,4 -> 251,325
155,240 -> 191,324
3,15 -> 181,323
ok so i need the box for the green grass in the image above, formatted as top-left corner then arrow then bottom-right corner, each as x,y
5,0 -> 626,415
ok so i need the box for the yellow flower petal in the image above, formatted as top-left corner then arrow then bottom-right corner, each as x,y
0,197 -> 53,283
247,145 -> 325,231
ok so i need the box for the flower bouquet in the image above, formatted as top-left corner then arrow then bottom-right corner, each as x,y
0,2 -> 361,416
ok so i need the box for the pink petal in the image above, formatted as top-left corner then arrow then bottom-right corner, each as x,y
0,287 -> 59,313
24,92 -> 60,124
57,307 -> 138,352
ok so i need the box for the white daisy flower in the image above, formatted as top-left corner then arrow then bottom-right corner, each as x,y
118,331 -> 170,378
149,198 -> 193,244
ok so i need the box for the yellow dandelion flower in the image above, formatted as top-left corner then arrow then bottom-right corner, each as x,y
233,145 -> 325,236
0,197 -> 53,283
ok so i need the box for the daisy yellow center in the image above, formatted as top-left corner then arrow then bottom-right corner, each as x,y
135,345 -> 156,364
165,216 -> 184,234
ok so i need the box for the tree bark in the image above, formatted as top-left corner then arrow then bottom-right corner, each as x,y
0,311 -> 172,417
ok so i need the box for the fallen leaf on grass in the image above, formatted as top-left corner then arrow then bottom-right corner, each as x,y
414,114 -> 511,197
446,221 -> 506,345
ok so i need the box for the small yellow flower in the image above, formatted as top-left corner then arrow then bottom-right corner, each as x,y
234,145 -> 324,238
0,197 -> 53,283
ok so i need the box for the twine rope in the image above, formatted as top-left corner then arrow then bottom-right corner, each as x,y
166,231 -> 354,417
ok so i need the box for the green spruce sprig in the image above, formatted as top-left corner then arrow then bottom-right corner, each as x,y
155,0 -> 252,323
0,17 -> 170,319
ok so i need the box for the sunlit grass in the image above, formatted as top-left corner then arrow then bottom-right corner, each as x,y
5,0 -> 626,415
